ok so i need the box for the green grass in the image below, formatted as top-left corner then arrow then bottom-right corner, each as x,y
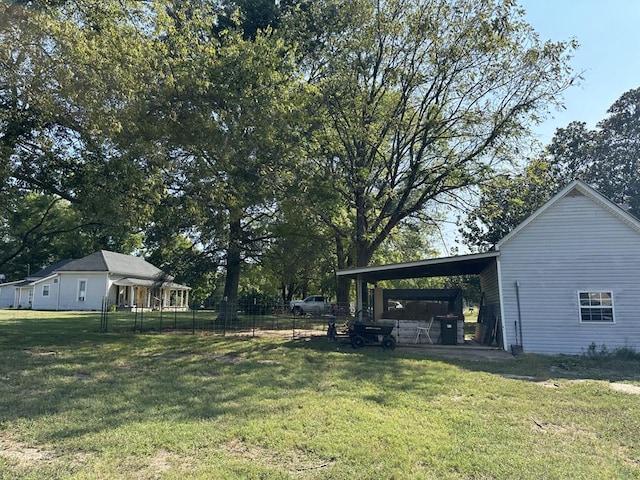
1,310 -> 639,479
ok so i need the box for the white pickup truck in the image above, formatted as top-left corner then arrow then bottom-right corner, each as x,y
289,295 -> 332,316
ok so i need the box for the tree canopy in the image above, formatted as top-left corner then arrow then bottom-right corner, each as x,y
1,0 -> 580,306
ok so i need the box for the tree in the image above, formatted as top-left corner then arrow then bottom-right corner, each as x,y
0,1 -> 164,271
596,88 -> 640,215
0,193 -> 96,280
459,158 -> 558,250
288,0 -> 578,304
461,86 -> 640,250
148,2 -> 306,319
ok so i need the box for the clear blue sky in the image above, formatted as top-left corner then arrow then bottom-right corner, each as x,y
518,0 -> 640,143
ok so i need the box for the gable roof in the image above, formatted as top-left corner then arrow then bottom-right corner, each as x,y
496,180 -> 640,249
55,250 -> 168,280
28,259 -> 75,279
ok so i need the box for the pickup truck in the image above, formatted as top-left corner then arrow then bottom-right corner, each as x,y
289,295 -> 332,316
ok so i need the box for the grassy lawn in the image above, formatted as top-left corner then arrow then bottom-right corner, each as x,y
1,311 -> 639,479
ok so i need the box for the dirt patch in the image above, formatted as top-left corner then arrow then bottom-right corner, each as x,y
220,438 -> 336,475
400,344 -> 514,361
610,382 -> 640,395
0,437 -> 57,466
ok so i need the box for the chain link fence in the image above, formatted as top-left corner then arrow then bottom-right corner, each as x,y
100,297 -> 356,339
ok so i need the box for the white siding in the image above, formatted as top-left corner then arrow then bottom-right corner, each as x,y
54,273 -> 110,311
31,277 -> 60,310
0,283 -> 18,308
499,193 -> 640,354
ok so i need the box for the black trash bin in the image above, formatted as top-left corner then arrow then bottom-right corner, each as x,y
439,316 -> 458,345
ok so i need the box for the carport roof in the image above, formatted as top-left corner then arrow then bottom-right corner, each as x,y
336,251 -> 499,283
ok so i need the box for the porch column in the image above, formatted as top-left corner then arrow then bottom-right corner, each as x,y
185,290 -> 189,308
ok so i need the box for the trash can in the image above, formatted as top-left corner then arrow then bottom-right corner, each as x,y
439,316 -> 458,345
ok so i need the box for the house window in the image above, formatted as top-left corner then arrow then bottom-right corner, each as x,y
579,292 -> 614,323
78,279 -> 87,302
42,285 -> 50,297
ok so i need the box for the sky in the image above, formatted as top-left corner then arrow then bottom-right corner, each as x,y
518,0 -> 640,143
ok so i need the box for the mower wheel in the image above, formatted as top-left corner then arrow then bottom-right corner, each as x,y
351,335 -> 366,349
381,335 -> 396,350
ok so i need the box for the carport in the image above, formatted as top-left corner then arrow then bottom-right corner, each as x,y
336,251 -> 502,346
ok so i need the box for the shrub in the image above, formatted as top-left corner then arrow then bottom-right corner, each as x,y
584,342 -> 639,360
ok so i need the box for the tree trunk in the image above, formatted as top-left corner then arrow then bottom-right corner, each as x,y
335,234 -> 351,312
218,218 -> 242,323
354,187 -> 375,314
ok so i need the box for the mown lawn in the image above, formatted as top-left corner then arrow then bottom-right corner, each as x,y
0,310 -> 639,479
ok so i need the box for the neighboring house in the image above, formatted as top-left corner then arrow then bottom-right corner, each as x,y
0,250 -> 190,311
0,280 -> 24,309
338,180 -> 640,355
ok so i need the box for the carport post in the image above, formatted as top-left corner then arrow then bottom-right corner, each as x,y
356,276 -> 363,321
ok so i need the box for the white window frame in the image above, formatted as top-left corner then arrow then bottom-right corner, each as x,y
78,278 -> 87,302
42,284 -> 50,297
578,291 -> 615,323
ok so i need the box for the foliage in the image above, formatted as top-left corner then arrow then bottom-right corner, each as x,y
292,0 -> 578,272
462,86 -> 640,251
1,0 -> 582,305
584,342 -> 640,361
0,194 -> 96,279
460,158 -> 559,249
549,87 -> 640,217
0,1 -> 164,271
147,2 -> 306,312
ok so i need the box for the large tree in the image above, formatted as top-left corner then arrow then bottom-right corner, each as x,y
0,1 -> 163,273
287,0 -> 577,304
147,1 -> 305,317
459,158 -> 558,250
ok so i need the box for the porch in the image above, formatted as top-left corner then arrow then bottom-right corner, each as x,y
111,278 -> 191,310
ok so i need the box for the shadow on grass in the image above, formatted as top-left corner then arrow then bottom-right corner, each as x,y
1,312 -> 638,449
285,335 -> 640,383
0,327 -> 449,444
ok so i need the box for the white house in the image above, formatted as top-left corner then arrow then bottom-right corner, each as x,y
337,181 -> 640,355
0,250 -> 190,311
492,180 -> 640,354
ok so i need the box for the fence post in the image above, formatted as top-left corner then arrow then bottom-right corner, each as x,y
222,297 -> 227,337
100,297 -> 108,333
253,297 -> 257,338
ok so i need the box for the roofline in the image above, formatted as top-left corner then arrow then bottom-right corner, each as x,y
19,274 -> 59,286
497,180 -> 640,248
336,251 -> 500,278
